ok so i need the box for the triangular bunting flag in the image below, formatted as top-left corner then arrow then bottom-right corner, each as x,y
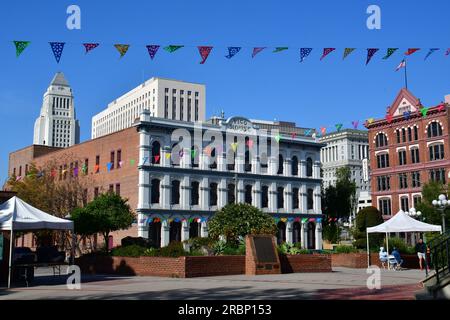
165,152 -> 171,160
275,134 -> 281,143
300,48 -> 313,62
273,47 -> 288,53
49,42 -> 65,63
386,114 -> 393,124
130,159 -> 135,166
420,107 -> 429,117
366,48 -> 379,65
94,165 -> 100,173
252,47 -> 266,58
335,124 -> 343,132
225,47 -> 241,59
405,48 -> 420,56
382,48 -> 398,60
231,142 -> 238,152
320,48 -> 336,61
424,48 -> 439,60
320,127 -> 327,135
446,49 -> 450,56
107,162 -> 113,172
114,44 -> 130,58
154,155 -> 160,163
83,43 -> 99,54
352,121 -> 359,129
396,59 -> 406,71
291,133 -> 297,140
246,139 -> 254,148
198,46 -> 213,64
146,45 -> 160,60
403,111 -> 411,120
343,48 -> 356,60
163,45 -> 184,53
13,41 -> 30,57
437,104 -> 446,112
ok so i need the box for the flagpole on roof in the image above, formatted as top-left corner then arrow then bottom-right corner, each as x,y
404,58 -> 408,89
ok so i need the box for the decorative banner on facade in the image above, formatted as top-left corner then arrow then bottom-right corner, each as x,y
142,156 -> 149,165
13,41 -> 30,57
94,165 -> 100,173
198,46 -> 213,64
114,44 -> 130,58
300,48 -> 313,62
191,149 -> 197,158
316,218 -> 322,223
382,48 -> 398,60
335,123 -> 343,132
424,48 -> 439,60
246,139 -> 254,148
83,43 -> 99,54
165,152 -> 171,160
309,218 -> 316,222
366,48 -> 379,65
352,121 -> 359,129
367,118 -> 375,124
405,48 -> 420,56
49,42 -> 65,63
225,47 -> 241,59
204,146 -> 212,157
343,48 -> 355,60
82,164 -> 87,174
163,45 -> 184,53
273,47 -> 288,53
231,142 -> 238,152
320,48 -> 336,61
252,47 -> 266,58
301,218 -> 308,223
291,133 -> 297,140
146,45 -> 160,60
438,104 -> 446,112
118,161 -> 123,168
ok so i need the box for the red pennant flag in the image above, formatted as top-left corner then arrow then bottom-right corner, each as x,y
246,139 -> 254,148
154,155 -> 160,163
291,132 -> 297,139
437,104 -> 446,112
252,47 -> 266,58
198,46 -> 213,64
320,48 -> 336,61
386,114 -> 393,124
405,48 -> 420,56
83,43 -> 99,54
94,164 -> 100,173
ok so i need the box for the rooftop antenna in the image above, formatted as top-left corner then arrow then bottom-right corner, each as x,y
221,110 -> 225,119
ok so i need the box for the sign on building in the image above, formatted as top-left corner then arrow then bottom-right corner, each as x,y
362,158 -> 369,182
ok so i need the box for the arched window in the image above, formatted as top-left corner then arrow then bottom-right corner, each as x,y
278,154 -> 284,175
261,186 -> 269,208
260,152 -> 268,170
209,182 -> 218,206
169,221 -> 182,243
151,179 -> 160,204
149,221 -> 161,248
277,187 -> 284,209
245,151 -> 252,172
227,148 -> 235,171
307,188 -> 314,210
291,156 -> 299,176
171,180 -> 180,205
427,122 -> 443,138
227,183 -> 235,204
375,133 -> 388,148
277,222 -> 286,245
209,148 -> 217,169
191,181 -> 199,206
151,141 -> 161,164
307,223 -> 316,249
171,143 -> 181,167
292,187 -> 299,209
293,222 -> 301,244
245,185 -> 252,204
306,157 -> 313,177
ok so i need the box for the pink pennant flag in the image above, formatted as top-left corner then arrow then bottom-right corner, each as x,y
352,121 -> 359,129
437,104 -> 446,112
154,155 -> 160,163
246,139 -> 254,148
320,127 -> 327,135
198,46 -> 213,64
320,48 -> 336,61
252,47 -> 266,58
291,132 -> 297,139
386,114 -> 393,124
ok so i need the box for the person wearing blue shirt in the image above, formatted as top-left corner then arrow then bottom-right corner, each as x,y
391,247 -> 403,269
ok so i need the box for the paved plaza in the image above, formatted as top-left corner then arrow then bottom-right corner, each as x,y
0,267 -> 426,300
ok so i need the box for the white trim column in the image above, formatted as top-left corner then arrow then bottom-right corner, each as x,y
218,178 -> 227,208
181,220 -> 190,243
313,161 -> 321,179
237,179 -> 245,203
300,160 -> 306,178
201,221 -> 208,238
301,221 -> 308,249
315,222 -> 323,250
200,177 -> 209,208
161,220 -> 170,247
253,181 -> 262,208
286,183 -> 293,213
269,182 -> 277,212
138,213 -> 148,238
286,221 -> 293,244
161,175 -> 171,209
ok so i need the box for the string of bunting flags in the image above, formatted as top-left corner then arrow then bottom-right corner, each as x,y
10,41 -> 450,65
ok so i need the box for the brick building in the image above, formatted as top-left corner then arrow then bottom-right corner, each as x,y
366,88 -> 450,218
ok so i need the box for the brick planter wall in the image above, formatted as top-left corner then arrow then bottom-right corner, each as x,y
184,256 -> 245,277
280,254 -> 332,273
331,253 -> 427,269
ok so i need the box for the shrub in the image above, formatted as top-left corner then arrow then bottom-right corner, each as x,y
384,237 -> 415,255
121,236 -> 154,248
208,203 -> 276,245
157,242 -> 188,257
278,243 -> 311,255
352,206 -> 384,250
185,237 -> 214,251
334,245 -> 359,254
111,245 -> 147,257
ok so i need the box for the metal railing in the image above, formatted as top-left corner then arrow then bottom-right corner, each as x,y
430,231 -> 450,284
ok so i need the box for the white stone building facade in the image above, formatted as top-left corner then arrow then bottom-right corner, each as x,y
33,72 -> 80,147
135,111 -> 324,249
91,77 -> 206,139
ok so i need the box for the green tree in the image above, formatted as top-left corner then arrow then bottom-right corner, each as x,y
352,206 -> 384,249
208,203 -> 277,245
78,193 -> 135,251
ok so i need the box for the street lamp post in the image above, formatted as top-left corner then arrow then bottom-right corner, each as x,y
432,194 -> 448,233
406,208 -> 427,276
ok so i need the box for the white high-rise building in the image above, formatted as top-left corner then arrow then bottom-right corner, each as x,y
91,77 -> 206,139
33,72 -> 80,148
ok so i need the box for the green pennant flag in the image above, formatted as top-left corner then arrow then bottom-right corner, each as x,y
420,107 -> 429,117
13,41 -> 30,57
130,159 -> 135,166
382,48 -> 398,60
343,48 -> 355,60
275,134 -> 281,143
163,45 -> 184,53
191,149 -> 197,158
273,47 -> 288,53
301,218 -> 309,223
335,123 -> 343,131
114,44 -> 130,58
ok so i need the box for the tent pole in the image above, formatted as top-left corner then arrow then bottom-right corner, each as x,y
71,232 -> 76,265
7,229 -> 14,289
367,232 -> 370,268
386,233 -> 389,255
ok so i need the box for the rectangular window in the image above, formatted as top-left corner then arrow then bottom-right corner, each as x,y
413,196 -> 422,207
94,187 -> 99,199
109,184 -> 114,193
187,98 -> 192,122
115,184 -> 121,196
408,127 -> 412,142
398,150 -> 407,165
429,144 -> 445,161
411,148 -> 420,164
412,171 -> 421,188
396,130 -> 401,144
164,96 -> 169,118
399,173 -> 408,189
117,150 -> 122,168
377,153 -> 389,168
400,197 -> 409,212
110,151 -> 115,170
414,126 -> 419,140
430,168 -> 446,184
195,99 -> 199,121
377,176 -> 391,191
378,198 -> 392,215
402,129 -> 406,143
95,155 -> 100,165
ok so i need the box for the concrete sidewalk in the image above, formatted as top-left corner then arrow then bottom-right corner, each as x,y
0,267 -> 425,300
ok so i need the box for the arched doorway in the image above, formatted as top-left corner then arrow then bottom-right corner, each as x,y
277,221 -> 286,245
149,221 -> 161,248
170,221 -> 182,243
293,222 -> 301,244
307,222 -> 316,250
189,220 -> 201,238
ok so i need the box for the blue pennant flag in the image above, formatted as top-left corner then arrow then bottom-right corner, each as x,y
49,42 -> 65,63
424,48 -> 439,60
225,47 -> 242,59
300,48 -> 313,62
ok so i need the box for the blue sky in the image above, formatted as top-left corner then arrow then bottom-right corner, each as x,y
0,0 -> 449,184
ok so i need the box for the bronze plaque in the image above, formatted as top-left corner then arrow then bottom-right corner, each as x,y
253,236 -> 278,263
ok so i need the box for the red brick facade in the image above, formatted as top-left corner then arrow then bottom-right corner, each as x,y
331,253 -> 425,269
366,89 -> 450,217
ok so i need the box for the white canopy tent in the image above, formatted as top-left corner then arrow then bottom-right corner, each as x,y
0,197 -> 74,288
366,210 -> 442,268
